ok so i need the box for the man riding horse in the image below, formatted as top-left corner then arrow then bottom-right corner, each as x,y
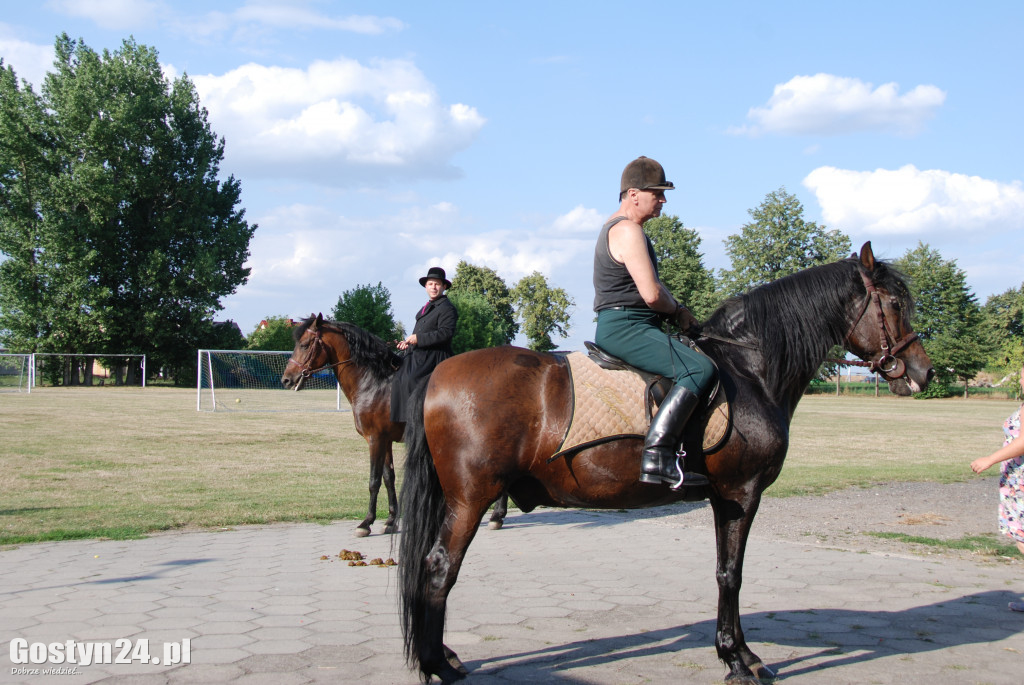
593,156 -> 714,489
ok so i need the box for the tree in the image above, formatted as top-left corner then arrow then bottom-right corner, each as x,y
447,290 -> 505,354
512,271 -> 574,352
643,214 -> 719,320
246,316 -> 296,351
983,285 -> 1024,374
719,188 -> 851,296
331,282 -> 402,341
0,57 -> 74,354
895,242 -> 993,394
0,36 -> 255,384
205,320 -> 246,351
449,261 -> 518,344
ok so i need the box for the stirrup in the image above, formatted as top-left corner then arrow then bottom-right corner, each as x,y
669,450 -> 709,491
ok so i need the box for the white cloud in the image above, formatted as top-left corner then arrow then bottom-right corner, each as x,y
190,58 -> 485,186
233,3 -> 404,34
220,203 -> 600,346
45,0 -> 165,30
731,73 -> 945,137
0,29 -> 55,87
44,0 -> 402,37
803,164 -> 1024,236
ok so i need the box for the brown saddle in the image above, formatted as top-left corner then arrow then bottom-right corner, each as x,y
548,342 -> 730,462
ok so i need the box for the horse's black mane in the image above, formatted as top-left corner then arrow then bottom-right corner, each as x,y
294,316 -> 400,383
704,257 -> 912,402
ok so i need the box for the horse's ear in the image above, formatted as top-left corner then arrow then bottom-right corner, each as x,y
859,241 -> 875,271
315,312 -> 324,328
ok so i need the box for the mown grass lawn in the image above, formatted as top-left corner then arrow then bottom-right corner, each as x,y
1,388 -> 1016,543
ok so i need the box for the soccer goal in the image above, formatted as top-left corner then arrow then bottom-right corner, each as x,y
196,349 -> 344,412
0,353 -> 32,393
30,353 -> 147,388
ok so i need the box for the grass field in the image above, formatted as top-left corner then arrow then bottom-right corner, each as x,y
1,387 -> 1018,544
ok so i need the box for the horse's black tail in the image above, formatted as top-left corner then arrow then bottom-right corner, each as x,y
398,375 -> 447,676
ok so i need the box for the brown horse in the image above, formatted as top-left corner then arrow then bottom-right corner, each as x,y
398,243 -> 934,684
280,315 -> 509,536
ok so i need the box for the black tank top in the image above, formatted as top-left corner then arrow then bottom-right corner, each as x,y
593,216 -> 658,311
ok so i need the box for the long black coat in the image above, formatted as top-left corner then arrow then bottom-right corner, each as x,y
390,295 -> 458,422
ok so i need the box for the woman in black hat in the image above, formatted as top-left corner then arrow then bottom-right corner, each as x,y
390,266 -> 459,423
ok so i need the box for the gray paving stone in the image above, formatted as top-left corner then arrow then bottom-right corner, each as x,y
1,509 -> 1022,684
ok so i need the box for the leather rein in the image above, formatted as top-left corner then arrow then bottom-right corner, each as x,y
286,329 -> 353,379
833,267 -> 919,380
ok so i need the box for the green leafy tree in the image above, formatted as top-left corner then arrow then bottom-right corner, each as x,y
643,214 -> 719,320
447,290 -> 505,354
331,282 -> 401,341
205,320 -> 247,350
0,36 -> 255,384
895,242 -> 994,395
719,187 -> 852,296
983,285 -> 1024,374
449,261 -> 518,344
246,316 -> 296,351
512,271 -> 574,352
0,58 -> 97,359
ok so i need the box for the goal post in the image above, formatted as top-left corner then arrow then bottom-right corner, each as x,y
0,353 -> 32,393
30,353 -> 146,388
196,349 -> 344,412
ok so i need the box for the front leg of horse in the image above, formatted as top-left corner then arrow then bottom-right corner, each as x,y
356,439 -> 385,537
712,494 -> 776,684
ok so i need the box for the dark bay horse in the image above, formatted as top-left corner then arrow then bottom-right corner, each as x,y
398,243 -> 934,684
280,314 -> 509,536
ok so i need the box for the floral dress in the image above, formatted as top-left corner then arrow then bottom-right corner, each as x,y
999,404 -> 1024,544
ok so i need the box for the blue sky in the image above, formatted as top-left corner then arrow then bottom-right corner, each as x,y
3,1 -> 1023,351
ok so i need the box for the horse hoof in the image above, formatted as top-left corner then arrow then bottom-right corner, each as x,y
430,661 -> 466,683
382,524 -> 397,535
353,527 -> 371,538
751,661 -> 776,680
724,676 -> 762,685
443,645 -> 468,675
487,520 -> 503,530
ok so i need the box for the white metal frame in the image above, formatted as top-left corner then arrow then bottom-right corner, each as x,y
196,349 -> 342,412
30,353 -> 147,388
0,353 -> 33,393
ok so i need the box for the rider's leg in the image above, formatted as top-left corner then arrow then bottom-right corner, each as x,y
596,309 -> 716,488
639,382 -> 709,487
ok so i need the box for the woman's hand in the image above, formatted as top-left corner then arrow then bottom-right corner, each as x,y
971,455 -> 996,474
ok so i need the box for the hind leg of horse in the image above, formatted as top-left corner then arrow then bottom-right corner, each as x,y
381,443 -> 398,534
356,437 -> 386,537
711,492 -> 775,684
487,492 -> 509,530
420,500 -> 493,682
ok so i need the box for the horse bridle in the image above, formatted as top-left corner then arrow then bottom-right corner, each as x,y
841,267 -> 919,380
286,329 -> 353,379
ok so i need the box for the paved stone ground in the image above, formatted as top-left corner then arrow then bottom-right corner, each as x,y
1,502 -> 1022,685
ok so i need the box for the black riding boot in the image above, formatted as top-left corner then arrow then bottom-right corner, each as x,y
639,384 -> 710,489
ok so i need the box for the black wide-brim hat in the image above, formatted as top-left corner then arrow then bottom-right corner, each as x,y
419,266 -> 452,289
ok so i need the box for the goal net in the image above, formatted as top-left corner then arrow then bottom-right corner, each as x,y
0,353 -> 31,393
196,349 -> 345,412
30,353 -> 147,388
